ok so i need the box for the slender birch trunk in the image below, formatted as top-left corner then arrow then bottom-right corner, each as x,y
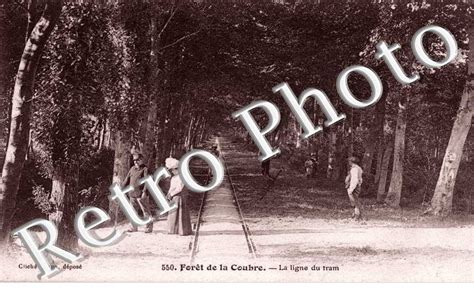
0,0 -> 62,244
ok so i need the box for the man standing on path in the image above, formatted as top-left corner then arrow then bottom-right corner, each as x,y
261,159 -> 271,177
304,153 -> 318,178
123,153 -> 154,233
211,143 -> 220,158
345,156 -> 364,220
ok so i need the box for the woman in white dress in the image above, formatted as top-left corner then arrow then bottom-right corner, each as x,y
165,157 -> 192,235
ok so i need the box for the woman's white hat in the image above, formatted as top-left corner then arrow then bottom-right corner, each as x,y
165,157 -> 179,169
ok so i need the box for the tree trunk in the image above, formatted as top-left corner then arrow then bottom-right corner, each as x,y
197,118 -> 207,146
362,98 -> 386,179
0,0 -> 62,244
333,130 -> 344,181
294,118 -> 301,149
143,101 -> 157,169
362,144 -> 376,177
26,0 -> 38,43
98,118 -> 106,150
377,143 -> 393,202
184,116 -> 195,150
430,26 -> 474,217
327,128 -> 337,179
190,116 -> 202,147
348,112 -> 354,157
0,5 -> 7,170
160,97 -> 173,161
108,130 -> 131,225
50,166 -> 79,249
143,14 -> 159,171
362,81 -> 387,195
103,119 -> 112,149
374,143 -> 384,184
385,98 -> 407,207
155,121 -> 166,167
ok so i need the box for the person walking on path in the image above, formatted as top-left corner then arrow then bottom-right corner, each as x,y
124,153 -> 154,233
166,157 -> 192,236
261,159 -> 271,177
345,156 -> 364,221
211,144 -> 220,158
304,153 -> 318,178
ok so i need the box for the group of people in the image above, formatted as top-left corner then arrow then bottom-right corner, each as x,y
121,149 -> 365,236
121,153 -> 192,236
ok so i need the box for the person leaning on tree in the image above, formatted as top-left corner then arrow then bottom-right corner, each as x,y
345,156 -> 364,221
123,153 -> 154,233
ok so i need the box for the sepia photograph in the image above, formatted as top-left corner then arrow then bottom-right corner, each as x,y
0,0 -> 473,282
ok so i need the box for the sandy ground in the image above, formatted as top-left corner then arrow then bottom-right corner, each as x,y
1,216 -> 472,282
1,136 -> 473,282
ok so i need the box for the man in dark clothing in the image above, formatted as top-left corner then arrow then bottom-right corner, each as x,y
305,153 -> 318,178
122,153 -> 154,233
261,159 -> 271,177
211,145 -> 220,157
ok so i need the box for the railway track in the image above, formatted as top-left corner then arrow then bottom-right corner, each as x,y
189,137 -> 257,264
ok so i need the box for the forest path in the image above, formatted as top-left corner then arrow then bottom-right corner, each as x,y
190,138 -> 256,262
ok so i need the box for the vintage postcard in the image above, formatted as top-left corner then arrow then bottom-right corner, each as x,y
0,0 -> 473,282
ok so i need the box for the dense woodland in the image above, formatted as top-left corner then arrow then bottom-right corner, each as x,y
0,0 -> 473,248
